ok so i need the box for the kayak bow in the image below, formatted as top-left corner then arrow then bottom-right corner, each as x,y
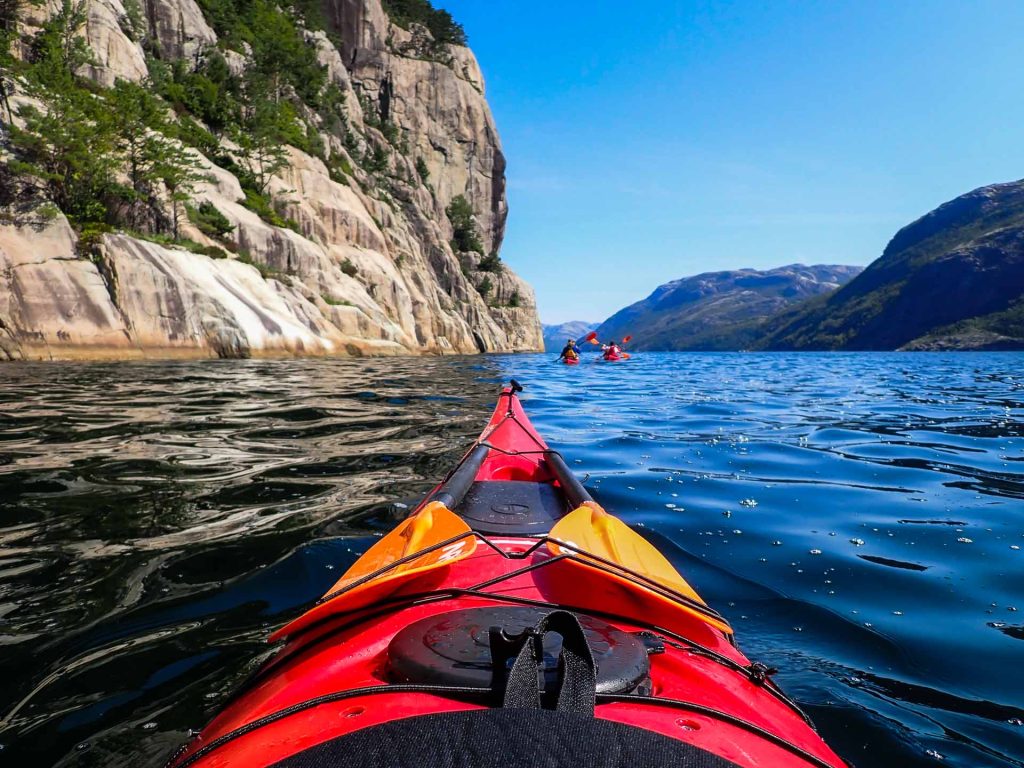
169,382 -> 846,768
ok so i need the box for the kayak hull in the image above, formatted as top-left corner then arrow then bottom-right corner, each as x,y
170,386 -> 845,768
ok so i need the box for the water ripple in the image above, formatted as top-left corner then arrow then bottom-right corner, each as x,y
0,352 -> 1022,766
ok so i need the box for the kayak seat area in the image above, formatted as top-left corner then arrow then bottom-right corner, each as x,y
455,480 -> 568,535
269,708 -> 743,768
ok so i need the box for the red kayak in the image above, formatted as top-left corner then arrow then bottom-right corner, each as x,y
562,357 -> 579,365
169,382 -> 846,768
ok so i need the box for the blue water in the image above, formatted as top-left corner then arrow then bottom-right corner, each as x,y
0,353 -> 1022,766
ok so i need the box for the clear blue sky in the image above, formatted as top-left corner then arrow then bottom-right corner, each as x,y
442,0 -> 1024,324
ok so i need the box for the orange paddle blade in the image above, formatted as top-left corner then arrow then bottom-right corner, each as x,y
326,502 -> 474,595
620,353 -> 631,359
548,503 -> 731,634
271,502 -> 475,640
622,335 -> 632,344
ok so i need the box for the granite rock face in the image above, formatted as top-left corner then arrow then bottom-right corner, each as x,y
1,0 -> 542,360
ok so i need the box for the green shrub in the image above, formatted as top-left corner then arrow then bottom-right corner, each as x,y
415,156 -> 429,183
77,222 -> 114,258
235,250 -> 282,279
508,290 -> 520,308
340,258 -> 358,277
477,251 -> 502,273
321,293 -> 352,306
381,0 -> 467,46
241,189 -> 297,231
476,275 -> 492,297
363,143 -> 389,174
187,200 -> 235,239
445,194 -> 483,255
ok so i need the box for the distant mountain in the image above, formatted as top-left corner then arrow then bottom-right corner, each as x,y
595,265 -> 862,351
759,180 -> 1024,350
542,321 -> 598,352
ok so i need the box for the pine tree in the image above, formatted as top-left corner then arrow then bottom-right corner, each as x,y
9,93 -> 120,224
152,146 -> 208,240
108,80 -> 170,229
234,75 -> 289,195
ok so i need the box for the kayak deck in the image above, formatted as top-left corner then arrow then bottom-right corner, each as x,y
169,383 -> 846,768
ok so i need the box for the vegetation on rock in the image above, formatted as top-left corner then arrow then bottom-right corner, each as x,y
381,0 -> 467,47
446,194 -> 484,255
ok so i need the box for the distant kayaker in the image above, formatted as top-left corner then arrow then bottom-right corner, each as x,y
558,338 -> 580,362
602,340 -> 621,359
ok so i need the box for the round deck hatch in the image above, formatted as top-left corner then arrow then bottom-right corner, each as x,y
387,606 -> 651,694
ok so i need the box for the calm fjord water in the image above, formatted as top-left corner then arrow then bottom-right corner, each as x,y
0,353 -> 1022,767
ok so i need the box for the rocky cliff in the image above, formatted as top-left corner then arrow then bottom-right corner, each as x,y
758,180 -> 1024,350
0,0 -> 542,361
595,264 -> 861,351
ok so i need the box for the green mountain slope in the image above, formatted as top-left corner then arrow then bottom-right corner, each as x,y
758,180 -> 1024,350
595,264 -> 861,351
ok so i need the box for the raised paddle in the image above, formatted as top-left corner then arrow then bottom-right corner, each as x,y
548,502 -> 731,633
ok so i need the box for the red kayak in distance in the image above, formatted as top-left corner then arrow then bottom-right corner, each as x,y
168,382 -> 846,768
562,357 -> 579,365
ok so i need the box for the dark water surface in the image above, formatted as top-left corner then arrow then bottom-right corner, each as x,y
1,353 -> 1022,767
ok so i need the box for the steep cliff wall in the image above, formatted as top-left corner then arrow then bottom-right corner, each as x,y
0,0 -> 542,360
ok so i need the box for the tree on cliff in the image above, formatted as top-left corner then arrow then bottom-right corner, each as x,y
382,0 -> 467,47
446,194 -> 484,255
8,5 -> 210,236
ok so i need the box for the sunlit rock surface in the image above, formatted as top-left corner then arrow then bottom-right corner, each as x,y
1,0 -> 542,360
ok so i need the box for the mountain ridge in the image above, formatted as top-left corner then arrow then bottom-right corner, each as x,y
595,264 -> 862,351
757,180 -> 1024,350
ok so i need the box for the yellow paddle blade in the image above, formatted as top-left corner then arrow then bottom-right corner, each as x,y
270,502 -> 475,641
326,501 -> 474,596
548,503 -> 732,634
